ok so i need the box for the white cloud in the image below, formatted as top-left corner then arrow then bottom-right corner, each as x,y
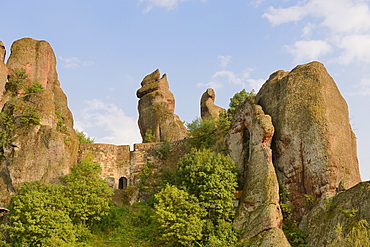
59,56 -> 95,69
197,58 -> 264,91
218,55 -> 232,69
138,0 -> 206,13
75,99 -> 141,146
285,40 -> 332,63
250,0 -> 266,8
336,34 -> 370,64
263,0 -> 370,65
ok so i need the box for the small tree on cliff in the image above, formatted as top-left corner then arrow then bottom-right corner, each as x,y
228,89 -> 255,116
5,68 -> 28,97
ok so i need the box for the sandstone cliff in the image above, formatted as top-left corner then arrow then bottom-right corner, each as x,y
301,181 -> 370,246
0,38 -> 79,203
228,97 -> 289,245
0,41 -> 7,108
256,61 -> 361,217
200,88 -> 225,119
136,69 -> 187,142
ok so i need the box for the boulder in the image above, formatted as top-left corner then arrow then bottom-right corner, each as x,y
256,61 -> 361,217
300,181 -> 370,246
0,38 -> 79,203
200,88 -> 225,119
229,97 -> 287,244
136,69 -> 187,142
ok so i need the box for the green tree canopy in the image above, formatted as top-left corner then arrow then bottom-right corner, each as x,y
176,148 -> 237,222
62,154 -> 113,225
186,112 -> 230,152
154,184 -> 206,246
228,89 -> 256,116
6,182 -> 78,247
75,129 -> 95,144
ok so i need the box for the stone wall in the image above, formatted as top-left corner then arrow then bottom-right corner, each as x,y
78,140 -> 188,190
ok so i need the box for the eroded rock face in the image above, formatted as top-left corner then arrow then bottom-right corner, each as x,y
200,88 -> 225,119
229,97 -> 287,244
300,181 -> 370,246
0,38 -> 78,203
256,61 -> 361,217
0,41 -> 7,107
137,69 -> 187,142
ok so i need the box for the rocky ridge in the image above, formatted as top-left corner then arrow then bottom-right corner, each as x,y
0,38 -> 367,246
0,38 -> 78,203
256,61 -> 361,217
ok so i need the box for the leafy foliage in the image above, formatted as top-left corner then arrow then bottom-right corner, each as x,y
228,89 -> 255,116
186,112 -> 230,152
24,82 -> 44,94
143,129 -> 156,143
154,184 -> 206,246
176,148 -> 237,222
62,154 -> 113,225
20,105 -> 40,126
6,182 -> 78,246
5,68 -> 28,97
75,129 -> 95,144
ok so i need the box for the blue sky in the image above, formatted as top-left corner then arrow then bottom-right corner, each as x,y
1,0 -> 370,180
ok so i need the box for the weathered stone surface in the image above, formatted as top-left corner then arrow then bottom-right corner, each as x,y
200,88 -> 225,119
229,97 -> 286,243
0,38 -> 78,203
0,41 -> 7,108
300,181 -> 370,246
256,61 -> 361,217
78,143 -> 131,189
246,228 -> 291,247
136,69 -> 187,142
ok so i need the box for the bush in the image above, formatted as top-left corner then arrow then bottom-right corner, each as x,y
24,82 -> 44,94
75,129 -> 95,143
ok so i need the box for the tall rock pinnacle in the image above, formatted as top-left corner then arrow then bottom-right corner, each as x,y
256,61 -> 361,217
0,38 -> 79,203
200,88 -> 225,119
136,69 -> 187,142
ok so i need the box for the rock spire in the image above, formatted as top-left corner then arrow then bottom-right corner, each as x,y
136,69 -> 187,142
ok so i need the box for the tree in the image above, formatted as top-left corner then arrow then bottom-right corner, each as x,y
75,129 -> 95,144
5,68 -> 28,97
6,182 -> 78,246
176,149 -> 237,222
24,82 -> 44,94
186,111 -> 230,152
154,184 -> 206,246
228,89 -> 256,116
62,154 -> 113,225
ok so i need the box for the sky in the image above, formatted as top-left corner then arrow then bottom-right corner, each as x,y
1,0 -> 370,180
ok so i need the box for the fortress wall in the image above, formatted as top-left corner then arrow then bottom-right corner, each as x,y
78,139 -> 188,189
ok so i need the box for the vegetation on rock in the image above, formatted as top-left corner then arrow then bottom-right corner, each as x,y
75,129 -> 95,144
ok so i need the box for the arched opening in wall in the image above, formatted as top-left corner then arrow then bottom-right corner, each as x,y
119,177 -> 128,190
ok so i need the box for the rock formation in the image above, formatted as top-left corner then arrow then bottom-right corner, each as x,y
256,61 -> 361,217
136,69 -> 187,142
0,41 -> 7,107
300,181 -> 370,246
228,97 -> 289,245
200,88 -> 225,119
0,38 -> 79,203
